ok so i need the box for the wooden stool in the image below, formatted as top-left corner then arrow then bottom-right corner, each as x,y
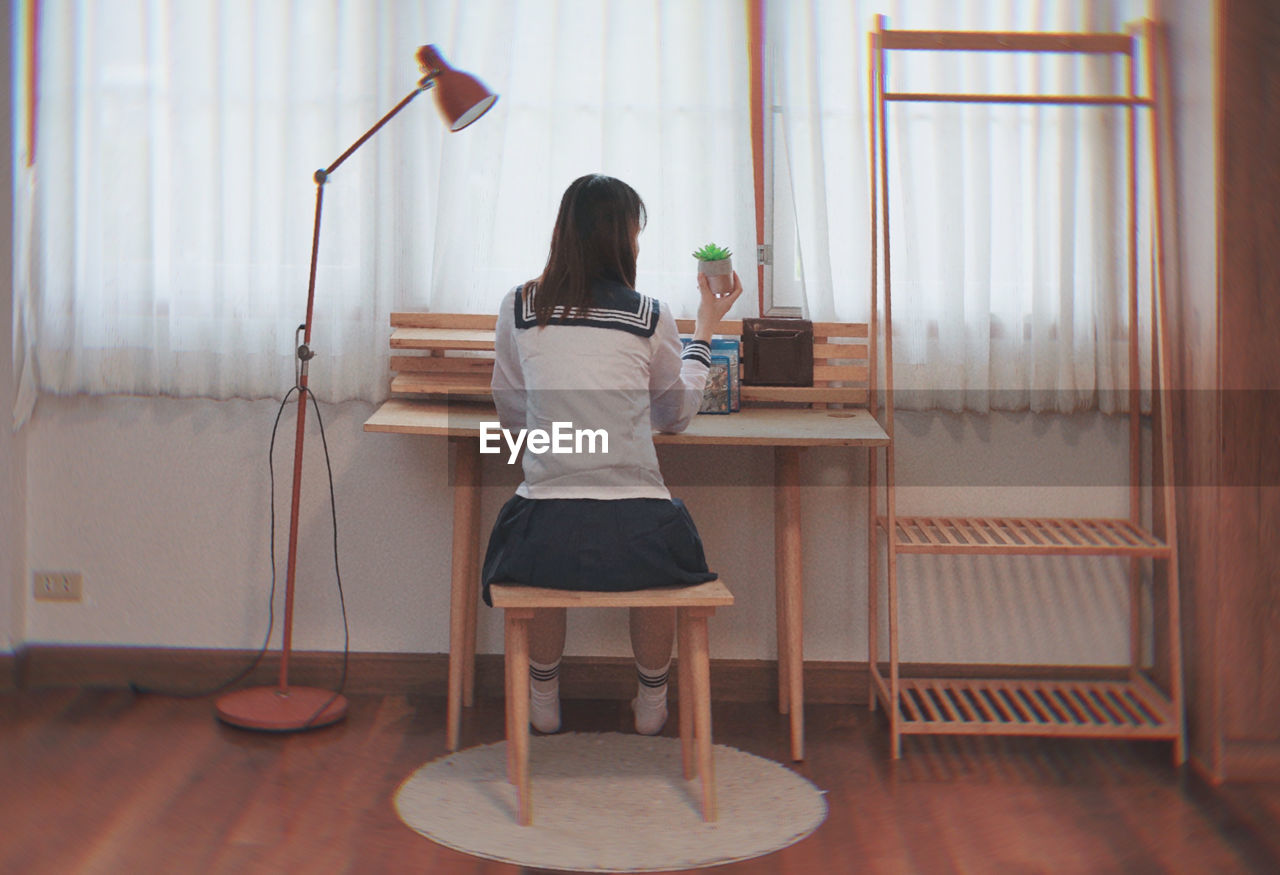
489,580 -> 734,826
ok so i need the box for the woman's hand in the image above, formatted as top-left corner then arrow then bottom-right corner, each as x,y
693,272 -> 744,342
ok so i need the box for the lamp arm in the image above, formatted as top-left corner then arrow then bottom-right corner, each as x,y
300,79 -> 435,355
319,79 -> 434,182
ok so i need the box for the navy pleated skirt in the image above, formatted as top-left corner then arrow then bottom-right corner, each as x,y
480,496 -> 718,607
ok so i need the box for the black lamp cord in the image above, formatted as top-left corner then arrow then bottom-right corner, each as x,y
130,383 -> 351,729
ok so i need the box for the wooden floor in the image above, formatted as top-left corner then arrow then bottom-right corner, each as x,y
3,688 -> 1277,875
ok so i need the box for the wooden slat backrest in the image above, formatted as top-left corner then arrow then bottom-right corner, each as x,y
388,314 -> 497,398
387,312 -> 871,408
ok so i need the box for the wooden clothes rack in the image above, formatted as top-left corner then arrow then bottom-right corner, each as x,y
866,18 -> 1184,761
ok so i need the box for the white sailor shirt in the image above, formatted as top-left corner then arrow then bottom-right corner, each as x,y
490,281 -> 712,500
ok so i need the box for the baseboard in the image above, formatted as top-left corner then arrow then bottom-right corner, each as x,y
17,645 -> 452,697
14,644 -> 1130,704
1222,740 -> 1280,782
0,649 -> 18,691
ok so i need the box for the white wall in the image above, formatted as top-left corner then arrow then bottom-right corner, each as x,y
2,1 -> 27,655
26,395 -> 1136,665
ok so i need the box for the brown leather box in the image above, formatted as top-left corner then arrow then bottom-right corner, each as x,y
741,318 -> 814,386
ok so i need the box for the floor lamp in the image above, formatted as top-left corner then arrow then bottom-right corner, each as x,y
215,45 -> 497,732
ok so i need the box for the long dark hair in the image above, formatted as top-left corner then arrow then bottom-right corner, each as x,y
526,174 -> 647,325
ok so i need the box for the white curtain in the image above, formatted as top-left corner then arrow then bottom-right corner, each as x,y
16,0 -> 755,413
771,0 -> 1151,412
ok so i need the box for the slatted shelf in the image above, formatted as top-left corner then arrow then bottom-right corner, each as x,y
741,385 -> 869,405
389,379 -> 875,407
875,677 -> 1177,738
390,327 -> 496,350
390,373 -> 494,397
389,354 -> 494,374
386,317 -> 873,407
880,516 -> 1170,558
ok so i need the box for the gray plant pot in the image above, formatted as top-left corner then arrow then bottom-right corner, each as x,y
697,256 -> 734,296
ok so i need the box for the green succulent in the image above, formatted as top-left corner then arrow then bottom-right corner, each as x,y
691,242 -> 733,262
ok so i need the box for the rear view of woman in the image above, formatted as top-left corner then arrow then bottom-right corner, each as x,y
482,173 -> 742,735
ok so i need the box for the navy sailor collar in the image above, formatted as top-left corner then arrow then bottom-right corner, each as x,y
514,280 -> 659,338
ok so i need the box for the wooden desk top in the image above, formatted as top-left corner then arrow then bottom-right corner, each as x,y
364,398 -> 889,447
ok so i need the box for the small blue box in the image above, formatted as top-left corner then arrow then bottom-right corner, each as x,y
683,337 -> 741,413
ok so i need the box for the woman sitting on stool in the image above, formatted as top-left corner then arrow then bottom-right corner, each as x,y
482,173 -> 742,735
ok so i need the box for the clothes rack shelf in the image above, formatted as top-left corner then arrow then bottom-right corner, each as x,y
866,17 -> 1185,761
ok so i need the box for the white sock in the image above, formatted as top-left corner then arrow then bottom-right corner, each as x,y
529,658 -> 561,734
632,660 -> 670,735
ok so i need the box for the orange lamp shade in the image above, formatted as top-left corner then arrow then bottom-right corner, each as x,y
417,45 -> 498,131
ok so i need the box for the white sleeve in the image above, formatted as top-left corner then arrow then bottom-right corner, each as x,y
491,289 -> 527,432
649,303 -> 710,434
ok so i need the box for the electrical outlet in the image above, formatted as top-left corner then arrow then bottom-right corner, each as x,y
34,571 -> 83,602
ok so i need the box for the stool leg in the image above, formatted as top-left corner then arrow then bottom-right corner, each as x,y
689,609 -> 716,822
508,612 -> 533,826
504,613 -> 515,785
677,609 -> 695,780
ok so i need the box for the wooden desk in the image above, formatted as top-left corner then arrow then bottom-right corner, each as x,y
365,398 -> 889,761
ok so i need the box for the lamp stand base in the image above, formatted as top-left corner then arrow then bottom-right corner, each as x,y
215,685 -> 348,732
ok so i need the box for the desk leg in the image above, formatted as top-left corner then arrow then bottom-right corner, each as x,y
462,442 -> 482,708
775,486 -> 790,716
447,437 -> 481,752
775,447 -> 805,762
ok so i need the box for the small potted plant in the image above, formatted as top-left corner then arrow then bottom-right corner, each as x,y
692,242 -> 734,297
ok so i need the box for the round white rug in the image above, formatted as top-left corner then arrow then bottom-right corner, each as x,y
394,732 -> 827,872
